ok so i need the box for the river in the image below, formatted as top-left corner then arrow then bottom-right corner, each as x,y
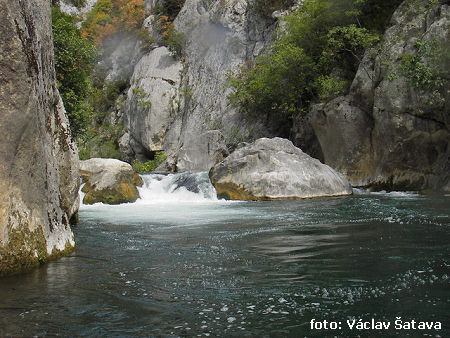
0,173 -> 449,336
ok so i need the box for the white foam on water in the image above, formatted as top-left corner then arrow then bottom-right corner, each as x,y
353,188 -> 420,198
78,172 -> 245,226
136,172 -> 219,205
80,172 -> 229,209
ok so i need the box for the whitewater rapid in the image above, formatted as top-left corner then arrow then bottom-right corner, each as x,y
80,171 -> 224,208
80,171 -> 422,209
136,172 -> 219,204
78,172 -> 241,225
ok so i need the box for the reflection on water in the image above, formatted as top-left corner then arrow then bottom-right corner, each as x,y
0,193 -> 449,336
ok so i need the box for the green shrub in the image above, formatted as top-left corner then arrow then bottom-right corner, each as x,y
91,80 -> 128,118
400,40 -> 445,90
132,152 -> 168,173
165,27 -> 186,58
52,6 -> 97,138
316,75 -> 349,101
321,24 -> 380,75
78,123 -> 124,160
229,43 -> 316,118
229,0 -> 402,126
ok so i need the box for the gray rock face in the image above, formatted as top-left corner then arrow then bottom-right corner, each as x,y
100,35 -> 144,84
307,0 -> 450,191
60,0 -> 98,18
122,0 -> 278,170
0,0 -> 79,275
173,0 -> 277,170
123,46 -> 183,160
209,138 -> 352,200
55,95 -> 82,222
80,158 -> 143,205
176,130 -> 229,172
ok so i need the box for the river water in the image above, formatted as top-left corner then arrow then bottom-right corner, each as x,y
0,173 -> 449,336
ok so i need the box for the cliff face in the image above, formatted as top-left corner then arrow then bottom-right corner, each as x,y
303,0 -> 450,191
121,0 -> 448,191
121,0 -> 278,171
0,0 -> 80,275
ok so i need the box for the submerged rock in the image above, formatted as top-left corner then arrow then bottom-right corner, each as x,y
209,138 -> 352,200
0,0 -> 79,276
80,159 -> 143,205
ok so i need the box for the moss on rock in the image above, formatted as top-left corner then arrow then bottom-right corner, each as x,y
83,181 -> 141,205
81,159 -> 143,205
0,226 -> 47,277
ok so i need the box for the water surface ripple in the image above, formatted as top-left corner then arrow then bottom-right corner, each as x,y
0,191 -> 449,336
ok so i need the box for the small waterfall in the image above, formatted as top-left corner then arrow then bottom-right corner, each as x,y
136,172 -> 219,204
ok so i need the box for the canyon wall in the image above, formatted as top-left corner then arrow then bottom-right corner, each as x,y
306,0 -> 449,190
119,0 -> 448,191
0,0 -> 79,275
121,0 -> 280,171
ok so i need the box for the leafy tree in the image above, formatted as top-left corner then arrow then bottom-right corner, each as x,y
81,0 -> 145,45
229,43 -> 316,118
229,0 -> 401,126
320,24 -> 380,79
52,6 -> 97,138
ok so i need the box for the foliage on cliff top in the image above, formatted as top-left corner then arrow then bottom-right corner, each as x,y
53,6 -> 128,158
52,6 -> 97,138
81,0 -> 145,45
229,0 -> 402,124
152,1 -> 186,58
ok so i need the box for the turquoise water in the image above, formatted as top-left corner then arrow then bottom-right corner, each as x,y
0,174 -> 449,336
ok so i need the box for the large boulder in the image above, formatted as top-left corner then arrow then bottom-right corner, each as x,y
209,138 -> 352,200
80,159 -> 143,205
0,0 -> 79,276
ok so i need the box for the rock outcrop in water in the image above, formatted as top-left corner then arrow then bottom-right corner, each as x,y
303,0 -> 450,191
209,138 -> 352,200
80,159 -> 143,204
0,0 -> 79,276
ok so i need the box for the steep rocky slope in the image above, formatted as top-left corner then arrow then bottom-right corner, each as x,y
305,0 -> 450,191
121,0 -> 280,170
0,0 -> 79,275
114,0 -> 448,191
